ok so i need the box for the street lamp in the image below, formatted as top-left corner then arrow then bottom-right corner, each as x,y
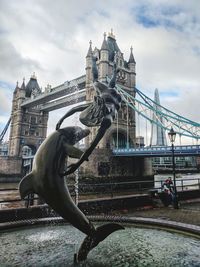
168,127 -> 179,209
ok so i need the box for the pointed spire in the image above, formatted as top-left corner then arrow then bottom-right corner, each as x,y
86,40 -> 93,57
101,32 -> 108,50
128,46 -> 136,64
108,28 -> 115,39
25,74 -> 41,97
21,77 -> 26,90
31,72 -> 37,79
14,81 -> 19,93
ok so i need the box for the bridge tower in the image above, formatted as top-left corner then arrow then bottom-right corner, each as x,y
85,30 -> 136,149
8,74 -> 48,157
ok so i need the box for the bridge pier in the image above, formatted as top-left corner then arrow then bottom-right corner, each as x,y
78,148 -> 153,180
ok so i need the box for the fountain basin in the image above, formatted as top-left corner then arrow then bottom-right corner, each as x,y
0,216 -> 200,267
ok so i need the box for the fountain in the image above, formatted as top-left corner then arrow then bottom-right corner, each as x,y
17,57 -> 124,262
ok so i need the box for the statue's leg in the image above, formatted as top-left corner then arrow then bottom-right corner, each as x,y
56,103 -> 89,130
65,116 -> 112,175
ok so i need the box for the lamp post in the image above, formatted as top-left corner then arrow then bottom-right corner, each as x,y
168,127 -> 179,209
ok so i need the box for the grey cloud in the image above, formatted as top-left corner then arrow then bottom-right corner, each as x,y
0,87 -> 12,115
0,0 -> 200,138
0,38 -> 41,83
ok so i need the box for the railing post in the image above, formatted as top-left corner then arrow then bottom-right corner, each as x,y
181,180 -> 184,191
161,180 -> 163,191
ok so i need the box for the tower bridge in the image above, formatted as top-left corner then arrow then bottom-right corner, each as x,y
0,31 -> 139,179
1,30 -> 200,180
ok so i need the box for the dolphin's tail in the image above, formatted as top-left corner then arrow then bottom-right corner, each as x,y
76,223 -> 124,262
19,172 -> 35,199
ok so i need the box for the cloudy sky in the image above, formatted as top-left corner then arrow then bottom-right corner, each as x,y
0,0 -> 200,144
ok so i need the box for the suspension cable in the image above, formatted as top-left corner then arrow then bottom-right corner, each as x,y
116,111 -> 119,149
114,84 -> 200,139
126,103 -> 129,148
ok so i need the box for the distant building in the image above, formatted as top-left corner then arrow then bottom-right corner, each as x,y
150,89 -> 198,171
150,89 -> 167,146
153,156 -> 197,171
136,136 -> 145,147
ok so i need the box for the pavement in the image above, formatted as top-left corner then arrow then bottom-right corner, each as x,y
122,198 -> 200,226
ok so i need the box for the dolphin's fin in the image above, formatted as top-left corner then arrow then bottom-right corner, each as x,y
19,172 -> 35,199
77,223 -> 124,262
64,144 -> 83,159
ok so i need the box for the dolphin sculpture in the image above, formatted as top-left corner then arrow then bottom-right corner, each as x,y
19,126 -> 124,262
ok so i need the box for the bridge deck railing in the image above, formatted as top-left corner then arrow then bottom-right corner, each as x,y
113,145 -> 200,156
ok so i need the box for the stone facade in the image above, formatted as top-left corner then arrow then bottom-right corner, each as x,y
0,156 -> 22,177
75,148 -> 153,179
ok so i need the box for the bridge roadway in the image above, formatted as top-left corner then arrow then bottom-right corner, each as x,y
21,75 -> 86,111
112,145 -> 200,157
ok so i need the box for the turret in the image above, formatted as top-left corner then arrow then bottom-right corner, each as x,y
100,32 -> 109,59
128,46 -> 136,89
12,79 -> 25,109
128,46 -> 136,72
107,29 -> 121,62
25,73 -> 41,98
20,78 -> 26,90
99,32 -> 109,81
85,40 -> 93,86
13,81 -> 20,94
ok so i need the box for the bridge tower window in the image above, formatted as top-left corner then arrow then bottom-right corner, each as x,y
112,132 -> 127,148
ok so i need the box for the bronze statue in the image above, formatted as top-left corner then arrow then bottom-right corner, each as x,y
19,126 -> 124,262
56,56 -> 122,175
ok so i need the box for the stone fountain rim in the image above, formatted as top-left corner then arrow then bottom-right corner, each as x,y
0,215 -> 200,239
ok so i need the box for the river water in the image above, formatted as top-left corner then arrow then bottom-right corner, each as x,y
154,173 -> 200,191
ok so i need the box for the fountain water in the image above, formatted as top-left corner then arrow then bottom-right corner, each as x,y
0,220 -> 200,266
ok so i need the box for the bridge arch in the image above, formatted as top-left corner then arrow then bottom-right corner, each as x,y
22,144 -> 37,156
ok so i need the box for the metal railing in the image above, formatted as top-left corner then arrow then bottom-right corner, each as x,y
0,178 -> 199,210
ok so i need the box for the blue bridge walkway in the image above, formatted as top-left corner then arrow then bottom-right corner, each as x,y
112,145 -> 200,157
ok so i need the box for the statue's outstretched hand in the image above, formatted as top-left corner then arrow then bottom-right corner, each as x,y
65,163 -> 80,175
56,119 -> 63,130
